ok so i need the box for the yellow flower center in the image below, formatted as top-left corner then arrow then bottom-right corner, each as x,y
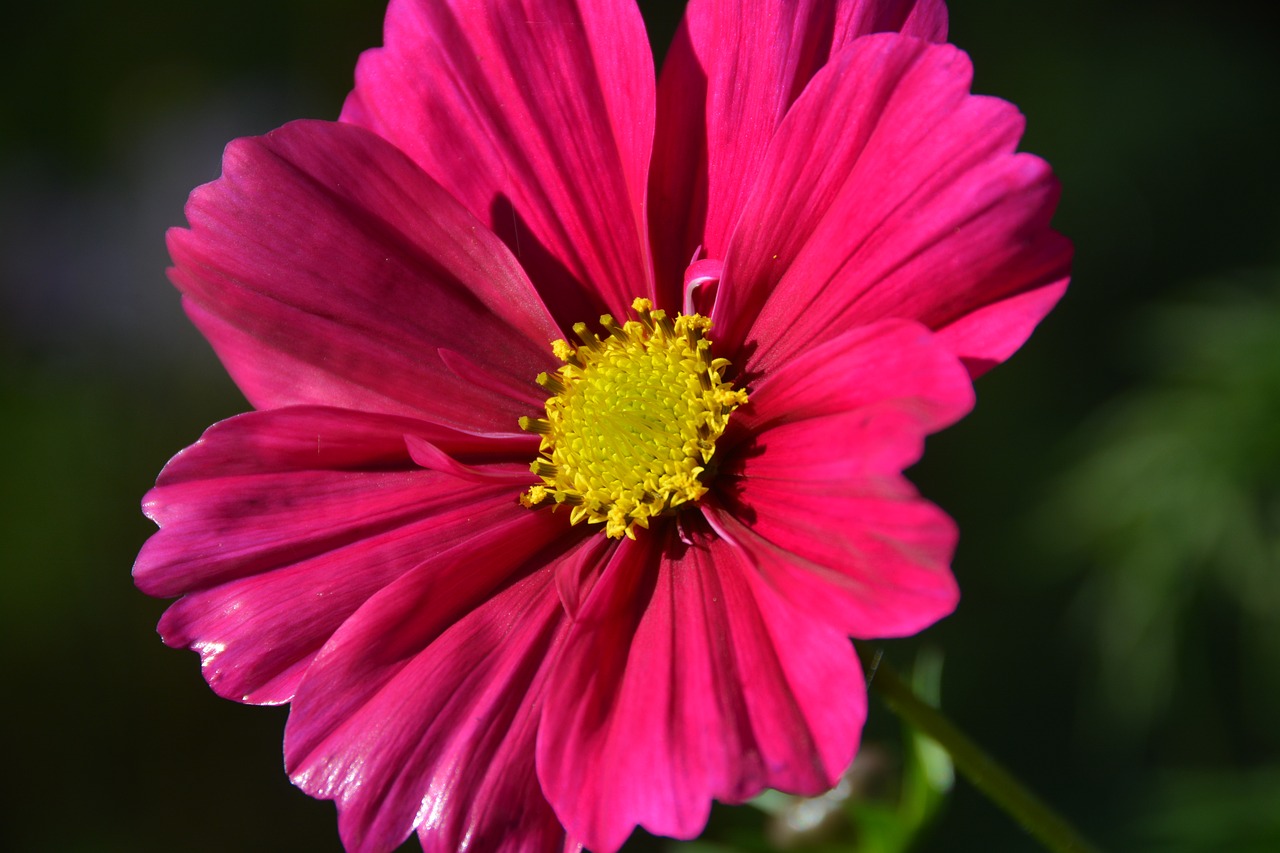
519,297 -> 748,539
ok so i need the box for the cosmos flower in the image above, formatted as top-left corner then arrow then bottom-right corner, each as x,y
134,0 -> 1071,851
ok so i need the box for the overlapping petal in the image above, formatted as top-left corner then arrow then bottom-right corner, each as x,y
725,319 -> 974,474
135,407 -> 532,597
712,321 -> 970,637
284,519 -> 576,853
649,0 -> 947,294
713,33 -> 1071,376
168,119 -> 560,432
135,407 -> 536,704
342,0 -> 655,325
538,526 -> 864,853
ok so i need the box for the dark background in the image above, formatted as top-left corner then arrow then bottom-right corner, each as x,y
2,1 -> 1277,851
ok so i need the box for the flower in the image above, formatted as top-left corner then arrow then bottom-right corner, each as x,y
134,0 -> 1071,851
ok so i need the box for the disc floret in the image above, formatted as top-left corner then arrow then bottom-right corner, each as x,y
519,297 -> 748,539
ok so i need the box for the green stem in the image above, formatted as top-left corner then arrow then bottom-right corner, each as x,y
862,649 -> 1103,853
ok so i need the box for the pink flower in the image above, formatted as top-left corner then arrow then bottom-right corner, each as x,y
135,1 -> 1070,851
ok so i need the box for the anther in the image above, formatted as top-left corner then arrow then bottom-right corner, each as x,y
631,298 -> 656,330
600,314 -> 626,339
535,372 -> 566,395
573,322 -> 602,350
552,339 -> 584,367
653,311 -> 676,337
519,416 -> 552,435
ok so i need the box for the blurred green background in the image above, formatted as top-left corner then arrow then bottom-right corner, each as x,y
2,1 -> 1277,851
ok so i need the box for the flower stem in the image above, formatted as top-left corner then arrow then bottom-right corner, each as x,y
862,649 -> 1102,853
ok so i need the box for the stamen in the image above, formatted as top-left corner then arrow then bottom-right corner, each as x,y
517,416 -> 553,434
534,372 -> 566,395
519,298 -> 748,539
572,322 -> 602,351
600,314 -> 626,338
531,461 -> 558,478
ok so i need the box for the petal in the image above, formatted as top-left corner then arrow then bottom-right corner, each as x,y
404,434 -> 533,483
284,523 -> 576,853
713,34 -> 1072,377
551,531 -> 617,621
705,494 -> 957,641
727,319 -> 974,472
930,276 -> 1071,376
135,407 -> 533,597
538,523 -> 864,853
134,407 -> 538,704
710,322 -> 970,638
342,0 -> 656,324
153,492 -> 518,706
168,119 -> 560,432
649,0 -> 947,293
149,405 -> 529,486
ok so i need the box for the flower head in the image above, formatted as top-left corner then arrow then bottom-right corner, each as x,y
135,1 -> 1071,851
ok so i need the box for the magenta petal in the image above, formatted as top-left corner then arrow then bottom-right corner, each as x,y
649,0 -> 947,293
342,0 -> 655,323
438,347 -> 547,412
134,407 -> 534,704
711,323 -> 970,638
152,492 -> 514,706
284,523 -> 573,853
706,490 -> 958,641
931,276 -> 1070,377
169,119 -> 560,432
148,405 -> 526,485
844,0 -> 948,39
714,34 -> 1072,376
404,434 -> 533,484
135,407 -> 528,598
728,319 -> 974,473
538,526 -> 864,853
551,532 -> 616,621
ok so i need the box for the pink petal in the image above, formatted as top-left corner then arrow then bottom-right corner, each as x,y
713,34 -> 1072,377
284,524 -> 575,853
342,0 -> 655,324
135,407 -> 537,704
705,492 -> 957,641
168,119 -> 560,432
154,492 -> 518,705
726,319 -> 974,474
709,322 -> 970,638
136,407 -> 532,597
538,524 -> 864,853
150,406 -> 529,485
551,531 -> 617,621
404,434 -> 533,484
930,276 -> 1071,376
649,0 -> 947,294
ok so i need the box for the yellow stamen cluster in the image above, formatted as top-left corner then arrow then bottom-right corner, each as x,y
519,297 -> 748,539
